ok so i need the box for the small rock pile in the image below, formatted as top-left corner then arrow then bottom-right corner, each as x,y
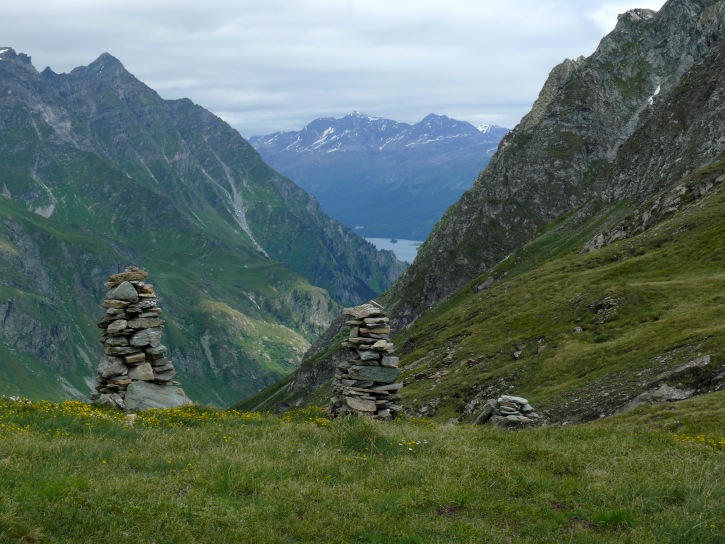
91,266 -> 191,411
474,395 -> 541,427
331,302 -> 403,420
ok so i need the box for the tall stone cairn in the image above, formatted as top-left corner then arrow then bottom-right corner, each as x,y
330,301 -> 403,420
91,266 -> 191,411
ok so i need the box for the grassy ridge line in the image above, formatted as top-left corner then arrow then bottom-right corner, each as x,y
0,396 -> 723,543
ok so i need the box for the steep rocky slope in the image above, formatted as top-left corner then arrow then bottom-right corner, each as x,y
0,49 -> 404,404
385,0 -> 725,328
251,113 -> 508,239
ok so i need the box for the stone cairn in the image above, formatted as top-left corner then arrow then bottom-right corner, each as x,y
330,301 -> 403,420
474,394 -> 541,427
91,266 -> 191,411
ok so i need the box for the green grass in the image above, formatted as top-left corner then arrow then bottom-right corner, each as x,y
387,178 -> 725,423
0,396 -> 723,543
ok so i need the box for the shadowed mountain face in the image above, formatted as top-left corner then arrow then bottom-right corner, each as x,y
250,113 -> 508,240
0,48 -> 404,405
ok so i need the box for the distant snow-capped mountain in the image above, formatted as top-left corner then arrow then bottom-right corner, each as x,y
250,113 -> 509,239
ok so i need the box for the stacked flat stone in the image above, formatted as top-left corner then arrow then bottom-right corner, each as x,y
474,395 -> 541,427
92,266 -> 191,410
330,302 -> 403,420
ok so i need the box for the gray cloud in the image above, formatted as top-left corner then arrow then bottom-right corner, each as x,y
3,0 -> 665,136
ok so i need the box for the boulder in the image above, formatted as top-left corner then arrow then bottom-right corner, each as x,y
124,381 -> 192,411
348,365 -> 400,383
106,281 -> 139,303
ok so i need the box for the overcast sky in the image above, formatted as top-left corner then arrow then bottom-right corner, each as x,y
3,0 -> 666,137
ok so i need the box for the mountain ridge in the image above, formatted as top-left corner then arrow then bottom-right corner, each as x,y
250,112 -> 508,239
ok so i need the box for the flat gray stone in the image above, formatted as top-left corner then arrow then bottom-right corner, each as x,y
130,327 -> 163,347
102,299 -> 131,309
127,317 -> 164,329
124,381 -> 192,411
105,319 -> 128,335
105,345 -> 142,356
348,365 -> 400,384
97,355 -> 127,379
103,336 -> 129,347
154,368 -> 177,381
381,356 -> 399,368
505,415 -> 532,423
342,302 -> 386,319
128,362 -> 155,381
344,396 -> 377,412
358,350 -> 382,361
145,345 -> 168,359
371,383 -> 403,392
499,395 -> 528,405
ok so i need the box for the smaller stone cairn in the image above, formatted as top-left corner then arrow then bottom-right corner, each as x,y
330,301 -> 403,420
91,266 -> 192,411
474,395 -> 541,427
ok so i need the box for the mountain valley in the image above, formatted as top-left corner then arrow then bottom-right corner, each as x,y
0,49 -> 404,405
251,113 -> 508,240
241,0 -> 725,423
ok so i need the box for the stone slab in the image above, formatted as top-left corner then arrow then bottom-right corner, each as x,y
348,365 -> 400,383
127,317 -> 164,329
499,395 -> 528,405
130,327 -> 163,347
344,396 -> 377,412
128,362 -> 155,381
124,380 -> 192,411
97,355 -> 128,379
102,299 -> 131,309
381,356 -> 399,368
342,302 -> 386,319
124,352 -> 146,364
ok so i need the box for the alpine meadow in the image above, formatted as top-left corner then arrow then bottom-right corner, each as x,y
1,0 -> 724,542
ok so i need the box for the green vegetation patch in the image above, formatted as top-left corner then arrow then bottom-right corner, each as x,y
0,397 -> 723,543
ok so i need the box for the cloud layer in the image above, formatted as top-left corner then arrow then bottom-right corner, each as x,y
3,0 -> 665,136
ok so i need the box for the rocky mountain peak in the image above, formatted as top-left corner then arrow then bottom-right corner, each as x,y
70,52 -> 133,82
0,47 -> 36,71
616,8 -> 657,25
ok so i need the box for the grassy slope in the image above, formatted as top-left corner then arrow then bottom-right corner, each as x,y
0,396 -> 722,544
391,173 -> 725,422
247,163 -> 724,418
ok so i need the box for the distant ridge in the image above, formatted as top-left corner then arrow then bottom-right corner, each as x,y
250,113 -> 508,239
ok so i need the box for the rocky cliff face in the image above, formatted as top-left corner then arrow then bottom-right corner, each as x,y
384,0 -> 725,328
0,48 -> 404,404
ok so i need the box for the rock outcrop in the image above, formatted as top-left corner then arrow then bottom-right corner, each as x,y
474,395 -> 542,427
91,266 -> 192,410
331,302 -> 403,420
